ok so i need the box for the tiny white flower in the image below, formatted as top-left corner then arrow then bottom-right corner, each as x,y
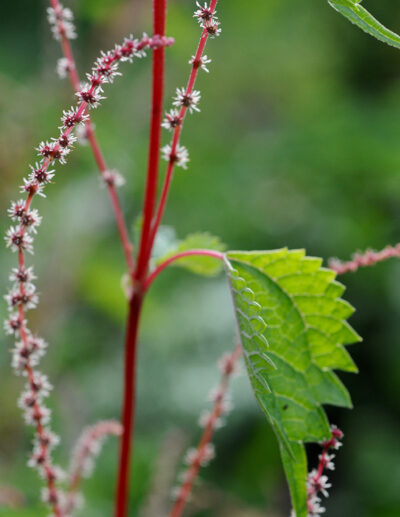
190,54 -> 212,73
161,144 -> 189,169
173,87 -> 201,114
56,57 -> 72,79
162,109 -> 182,131
102,169 -> 125,188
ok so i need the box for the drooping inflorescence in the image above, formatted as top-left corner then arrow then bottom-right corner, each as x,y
64,420 -> 122,514
291,426 -> 344,517
4,30 -> 173,516
329,243 -> 400,275
170,344 -> 241,517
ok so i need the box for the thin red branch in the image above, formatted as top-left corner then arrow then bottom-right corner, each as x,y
143,0 -> 219,267
49,0 -> 135,275
329,243 -> 400,275
114,292 -> 143,517
135,0 -> 168,283
169,343 -> 241,517
144,249 -> 224,291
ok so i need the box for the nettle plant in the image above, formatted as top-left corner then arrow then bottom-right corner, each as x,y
4,1 -> 400,516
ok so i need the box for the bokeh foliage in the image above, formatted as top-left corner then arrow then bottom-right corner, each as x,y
0,0 -> 400,516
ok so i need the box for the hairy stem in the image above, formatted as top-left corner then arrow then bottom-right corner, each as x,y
144,249 -> 224,291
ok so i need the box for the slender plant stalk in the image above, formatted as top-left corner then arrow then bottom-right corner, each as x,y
49,0 -> 135,275
330,243 -> 400,275
145,249 -> 224,290
135,0 -> 168,283
114,2 -> 167,515
169,342 -> 242,517
143,0 -> 219,266
114,291 -> 143,517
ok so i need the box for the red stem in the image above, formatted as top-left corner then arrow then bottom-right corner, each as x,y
114,291 -> 143,517
143,0 -> 219,267
114,2 -> 167,515
144,249 -> 224,291
135,0 -> 167,283
50,0 -> 135,275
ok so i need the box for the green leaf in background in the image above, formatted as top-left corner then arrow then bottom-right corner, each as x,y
328,0 -> 400,50
225,248 -> 361,517
156,232 -> 226,277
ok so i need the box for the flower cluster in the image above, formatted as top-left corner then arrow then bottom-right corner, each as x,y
161,2 -> 220,170
194,1 -> 222,38
65,420 -> 122,514
291,426 -> 344,517
171,345 -> 241,508
4,31 -> 174,515
47,3 -> 77,41
102,169 -> 126,188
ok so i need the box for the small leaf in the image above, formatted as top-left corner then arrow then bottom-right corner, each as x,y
224,249 -> 361,517
156,232 -> 226,277
328,0 -> 400,50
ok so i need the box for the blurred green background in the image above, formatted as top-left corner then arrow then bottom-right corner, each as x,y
1,0 -> 400,516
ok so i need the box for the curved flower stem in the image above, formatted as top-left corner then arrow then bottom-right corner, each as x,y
65,420 -> 122,514
144,249 -> 224,291
169,343 -> 242,517
15,195 -> 64,517
49,0 -> 135,275
135,0 -> 167,282
143,0 -> 219,268
329,243 -> 400,275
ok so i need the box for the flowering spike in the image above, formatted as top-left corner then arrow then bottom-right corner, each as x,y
64,420 -> 122,514
171,345 -> 241,514
47,4 -> 76,40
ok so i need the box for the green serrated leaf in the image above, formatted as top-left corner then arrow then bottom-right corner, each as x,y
328,0 -> 400,50
280,441 -> 308,517
224,249 -> 361,517
156,232 -> 226,277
